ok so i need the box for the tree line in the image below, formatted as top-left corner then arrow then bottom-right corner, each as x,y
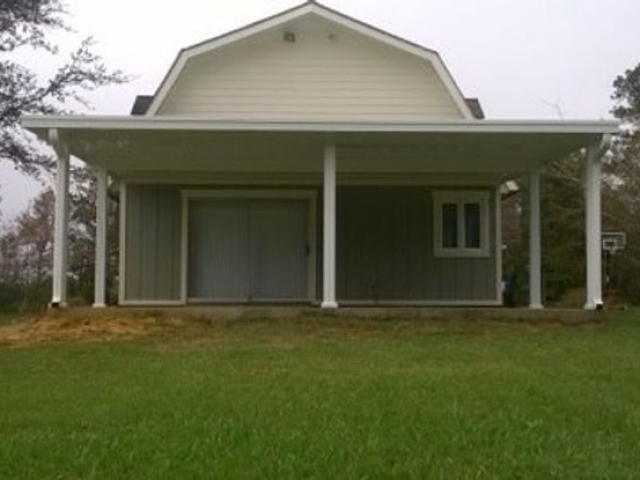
503,65 -> 640,306
0,169 -> 119,309
1,0 -> 123,309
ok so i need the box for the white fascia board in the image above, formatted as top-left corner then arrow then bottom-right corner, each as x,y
21,115 -> 620,135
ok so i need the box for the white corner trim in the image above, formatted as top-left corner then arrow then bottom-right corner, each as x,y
432,190 -> 491,258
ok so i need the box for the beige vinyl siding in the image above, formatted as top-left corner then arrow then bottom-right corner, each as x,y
158,16 -> 464,120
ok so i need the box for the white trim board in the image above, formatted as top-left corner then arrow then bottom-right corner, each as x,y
121,173 -> 502,186
22,115 -> 620,135
183,189 -> 318,200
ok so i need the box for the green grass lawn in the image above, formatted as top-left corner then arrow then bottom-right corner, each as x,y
1,312 -> 639,479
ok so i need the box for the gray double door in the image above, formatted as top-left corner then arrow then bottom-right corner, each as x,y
187,199 -> 309,302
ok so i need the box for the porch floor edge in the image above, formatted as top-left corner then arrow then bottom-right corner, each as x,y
80,306 -> 610,324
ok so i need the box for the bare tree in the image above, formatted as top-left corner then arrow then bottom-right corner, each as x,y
0,0 -> 127,176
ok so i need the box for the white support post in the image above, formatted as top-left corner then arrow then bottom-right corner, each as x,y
118,180 -> 127,305
93,167 -> 108,308
495,185 -> 503,305
585,143 -> 604,310
529,168 -> 543,309
50,129 -> 70,308
322,137 -> 338,309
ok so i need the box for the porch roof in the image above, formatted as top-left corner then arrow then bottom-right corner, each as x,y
22,115 -> 619,176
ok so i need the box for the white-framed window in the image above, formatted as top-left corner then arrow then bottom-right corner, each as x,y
433,191 -> 490,257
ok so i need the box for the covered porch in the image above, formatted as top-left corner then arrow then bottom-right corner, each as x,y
22,116 -> 618,309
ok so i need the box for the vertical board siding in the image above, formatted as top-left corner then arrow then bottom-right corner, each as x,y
335,186 -> 496,302
125,185 -> 182,301
123,183 -> 496,303
158,16 -> 463,120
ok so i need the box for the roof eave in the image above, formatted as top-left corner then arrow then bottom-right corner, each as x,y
21,114 -> 620,136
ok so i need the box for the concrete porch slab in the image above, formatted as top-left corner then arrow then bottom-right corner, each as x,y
107,306 -> 610,325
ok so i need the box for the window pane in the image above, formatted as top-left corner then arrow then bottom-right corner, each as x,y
442,203 -> 458,248
464,203 -> 481,249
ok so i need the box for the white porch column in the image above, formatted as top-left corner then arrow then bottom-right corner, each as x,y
584,143 -> 604,310
50,129 -> 70,308
93,167 -> 108,308
322,137 -> 338,309
529,167 -> 543,309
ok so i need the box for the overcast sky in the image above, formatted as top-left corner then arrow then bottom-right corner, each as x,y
2,0 -> 640,221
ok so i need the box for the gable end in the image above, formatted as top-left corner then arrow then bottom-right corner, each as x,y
147,2 -> 475,120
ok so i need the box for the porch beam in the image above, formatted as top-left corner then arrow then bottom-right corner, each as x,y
584,136 -> 610,310
93,167 -> 108,308
22,115 -> 619,135
529,167 -> 543,309
49,129 -> 70,308
322,138 -> 338,309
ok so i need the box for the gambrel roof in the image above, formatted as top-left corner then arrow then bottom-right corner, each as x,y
144,1 -> 476,119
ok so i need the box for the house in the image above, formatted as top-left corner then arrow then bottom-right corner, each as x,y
22,1 -> 618,309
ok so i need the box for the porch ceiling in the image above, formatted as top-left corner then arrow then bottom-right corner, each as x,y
22,116 -> 618,176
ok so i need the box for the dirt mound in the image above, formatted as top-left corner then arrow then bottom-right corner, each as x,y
0,313 -> 166,346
